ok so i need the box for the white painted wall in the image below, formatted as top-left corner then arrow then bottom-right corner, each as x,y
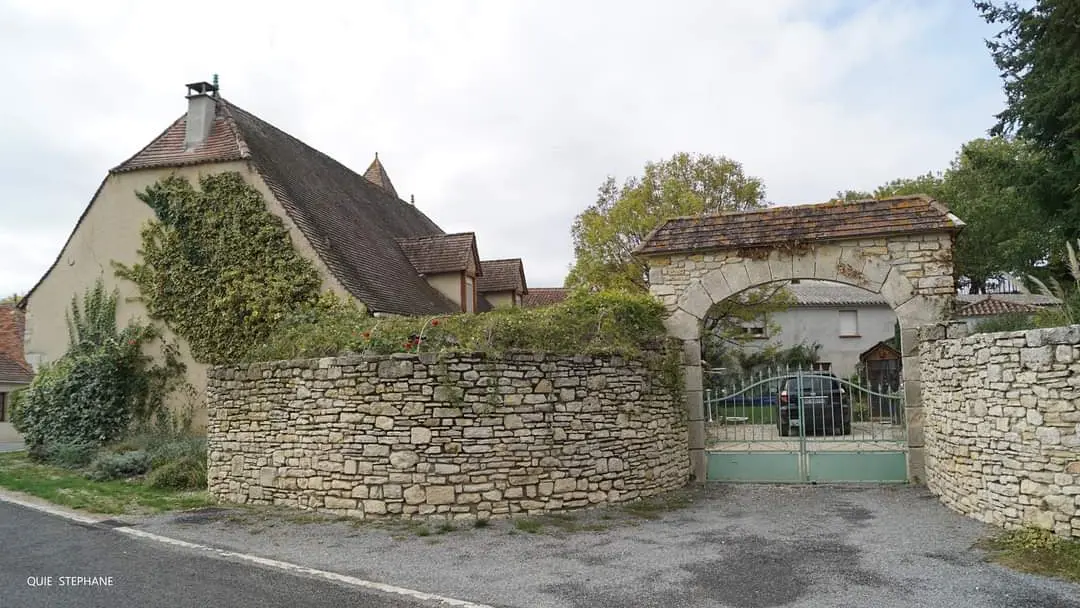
745,305 -> 897,377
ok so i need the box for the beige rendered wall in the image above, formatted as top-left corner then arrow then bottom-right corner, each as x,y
483,291 -> 514,308
425,272 -> 463,310
22,161 -> 355,434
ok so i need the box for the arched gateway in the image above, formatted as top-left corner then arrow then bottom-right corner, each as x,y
636,196 -> 964,483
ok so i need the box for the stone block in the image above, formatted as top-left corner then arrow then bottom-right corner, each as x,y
791,251 -> 815,279
880,270 -> 915,309
678,280 -> 714,320
701,270 -> 731,302
425,486 -> 455,505
813,245 -> 842,282
721,262 -> 752,294
411,427 -> 432,444
664,308 -> 701,340
768,251 -> 794,282
324,497 -> 358,510
377,359 -> 414,379
744,260 -> 773,289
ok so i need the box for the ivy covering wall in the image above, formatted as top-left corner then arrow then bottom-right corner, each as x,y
114,172 -> 681,395
114,172 -> 327,365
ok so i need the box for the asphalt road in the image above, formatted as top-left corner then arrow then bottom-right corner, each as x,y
136,484 -> 1080,608
0,500 -> 461,608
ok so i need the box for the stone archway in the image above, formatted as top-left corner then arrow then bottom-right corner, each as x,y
637,196 -> 965,483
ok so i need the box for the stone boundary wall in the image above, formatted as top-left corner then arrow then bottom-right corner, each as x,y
921,325 -> 1080,538
207,351 -> 689,521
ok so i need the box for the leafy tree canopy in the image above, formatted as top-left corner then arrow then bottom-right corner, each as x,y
566,152 -> 767,292
836,137 -> 1054,293
976,0 -> 1080,239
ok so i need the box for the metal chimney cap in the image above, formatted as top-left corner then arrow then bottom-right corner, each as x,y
185,81 -> 218,96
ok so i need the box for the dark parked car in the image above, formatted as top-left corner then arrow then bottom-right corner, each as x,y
775,373 -> 851,436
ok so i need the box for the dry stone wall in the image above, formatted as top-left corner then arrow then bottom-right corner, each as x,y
207,352 -> 689,521
921,325 -> 1080,539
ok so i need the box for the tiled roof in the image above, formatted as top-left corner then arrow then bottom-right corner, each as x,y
522,288 -> 568,308
397,233 -> 479,275
112,113 -> 248,172
363,155 -> 398,198
955,297 -> 1042,317
100,96 -> 461,316
636,196 -> 965,256
955,293 -> 1059,307
477,259 -> 527,294
0,305 -> 31,384
785,281 -> 888,306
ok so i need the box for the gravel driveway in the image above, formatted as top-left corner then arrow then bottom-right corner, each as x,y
133,484 -> 1080,608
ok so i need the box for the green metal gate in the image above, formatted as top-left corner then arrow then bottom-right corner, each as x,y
705,369 -> 907,483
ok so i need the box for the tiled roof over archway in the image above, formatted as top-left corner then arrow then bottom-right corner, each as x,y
636,196 -> 964,256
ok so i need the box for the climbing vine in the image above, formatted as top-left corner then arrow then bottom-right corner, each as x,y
114,172 -> 326,364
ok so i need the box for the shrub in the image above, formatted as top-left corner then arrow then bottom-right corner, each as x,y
251,289 -> 671,362
13,280 -> 186,450
972,312 -> 1038,334
146,455 -> 207,490
30,440 -> 100,469
86,450 -> 152,481
148,437 -> 207,470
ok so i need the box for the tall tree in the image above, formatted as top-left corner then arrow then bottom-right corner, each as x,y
976,0 -> 1080,240
940,137 -> 1054,293
833,172 -> 945,202
567,152 -> 767,291
835,138 -> 1053,293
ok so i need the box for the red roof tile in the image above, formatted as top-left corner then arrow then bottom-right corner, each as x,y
521,288 -> 568,308
0,305 -> 32,384
955,297 -> 1042,317
477,259 -> 526,294
112,113 -> 248,172
636,196 -> 964,256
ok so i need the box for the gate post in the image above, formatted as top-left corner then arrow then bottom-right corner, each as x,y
682,338 -> 707,483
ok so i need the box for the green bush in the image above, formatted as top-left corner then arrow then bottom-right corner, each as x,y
146,454 -> 207,490
251,289 -> 670,362
972,312 -> 1038,334
148,437 -> 206,470
13,280 -> 185,450
30,440 -> 100,469
86,450 -> 152,481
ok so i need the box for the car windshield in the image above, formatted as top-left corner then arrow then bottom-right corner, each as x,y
781,376 -> 840,394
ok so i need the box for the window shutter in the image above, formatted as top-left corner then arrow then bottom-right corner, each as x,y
839,310 -> 858,336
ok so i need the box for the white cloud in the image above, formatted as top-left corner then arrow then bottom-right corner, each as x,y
0,0 -> 1003,295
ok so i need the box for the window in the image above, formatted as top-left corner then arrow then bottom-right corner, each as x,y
0,392 -> 6,422
465,277 -> 475,312
839,310 -> 859,337
741,325 -> 766,339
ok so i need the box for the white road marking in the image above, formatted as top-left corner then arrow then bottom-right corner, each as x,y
0,491 -> 495,608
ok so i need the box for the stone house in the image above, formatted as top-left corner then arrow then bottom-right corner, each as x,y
736,282 -> 1059,378
735,280 -> 898,377
17,79 -> 530,431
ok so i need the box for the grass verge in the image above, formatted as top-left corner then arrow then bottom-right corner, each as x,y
980,527 -> 1080,583
0,451 -> 213,515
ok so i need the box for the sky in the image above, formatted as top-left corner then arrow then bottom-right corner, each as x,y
0,0 -> 1006,297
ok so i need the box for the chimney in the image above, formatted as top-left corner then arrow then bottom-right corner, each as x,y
184,79 -> 219,150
